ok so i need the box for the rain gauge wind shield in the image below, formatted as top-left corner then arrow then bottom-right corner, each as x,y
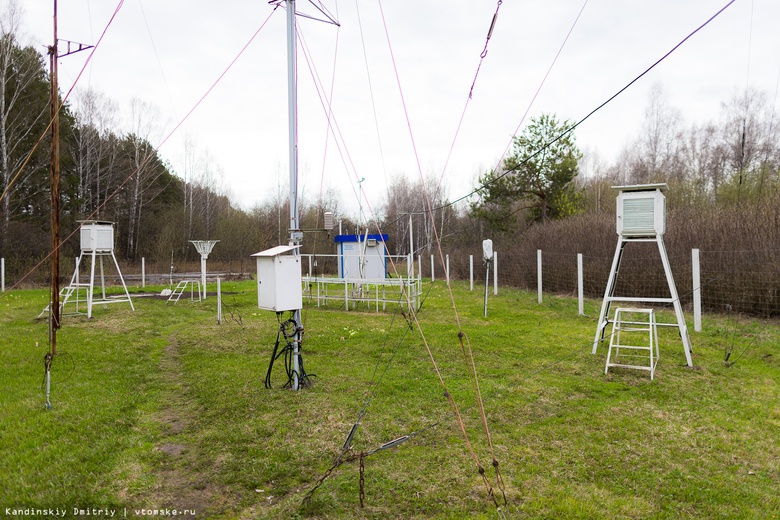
592,183 -> 693,370
190,240 -> 219,300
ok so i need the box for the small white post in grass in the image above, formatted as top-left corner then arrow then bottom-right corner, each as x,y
445,254 -> 450,285
141,257 -> 146,288
190,240 -> 219,300
577,253 -> 584,316
407,253 -> 412,278
537,249 -> 543,304
493,251 -> 498,296
482,239 -> 493,317
418,255 -> 422,281
692,248 -> 702,332
469,255 -> 474,291
431,255 -> 435,282
409,214 -> 414,278
1,257 -> 4,292
217,277 -> 222,324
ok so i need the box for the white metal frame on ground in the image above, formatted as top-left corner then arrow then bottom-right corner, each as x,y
605,307 -> 660,380
167,279 -> 202,304
303,276 -> 422,312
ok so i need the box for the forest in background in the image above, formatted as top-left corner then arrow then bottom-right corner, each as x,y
1,10 -> 779,316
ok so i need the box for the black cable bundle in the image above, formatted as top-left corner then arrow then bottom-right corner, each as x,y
264,312 -> 314,389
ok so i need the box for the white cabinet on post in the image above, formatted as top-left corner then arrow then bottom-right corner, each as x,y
252,245 -> 302,312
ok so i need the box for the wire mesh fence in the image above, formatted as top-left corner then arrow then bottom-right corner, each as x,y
3,247 -> 779,319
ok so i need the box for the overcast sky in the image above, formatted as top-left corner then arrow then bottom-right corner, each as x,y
20,0 -> 780,218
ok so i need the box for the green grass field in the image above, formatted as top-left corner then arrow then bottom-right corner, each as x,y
1,280 -> 778,519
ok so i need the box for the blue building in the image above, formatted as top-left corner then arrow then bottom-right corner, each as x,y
334,234 -> 389,280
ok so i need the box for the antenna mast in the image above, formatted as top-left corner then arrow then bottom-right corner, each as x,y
45,0 -> 94,409
48,0 -> 60,359
272,0 -> 338,390
285,0 -> 303,390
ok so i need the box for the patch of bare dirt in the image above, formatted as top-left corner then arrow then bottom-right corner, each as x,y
142,335 -> 226,515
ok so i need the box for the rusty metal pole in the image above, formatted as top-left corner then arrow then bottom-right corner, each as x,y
49,0 -> 60,356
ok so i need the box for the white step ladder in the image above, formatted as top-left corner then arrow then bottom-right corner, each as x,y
59,283 -> 91,314
605,308 -> 659,380
37,283 -> 90,318
167,280 -> 201,304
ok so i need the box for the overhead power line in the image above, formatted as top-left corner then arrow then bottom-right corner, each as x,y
444,0 -> 738,210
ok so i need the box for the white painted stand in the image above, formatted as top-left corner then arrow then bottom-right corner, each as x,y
592,234 -> 692,367
57,222 -> 134,318
605,308 -> 659,380
593,184 -> 692,368
167,279 -> 201,304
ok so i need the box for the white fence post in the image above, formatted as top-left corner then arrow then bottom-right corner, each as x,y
141,257 -> 146,288
693,248 -> 702,332
217,277 -> 222,324
417,255 -> 422,282
493,251 -> 498,296
445,254 -> 450,285
577,253 -> 584,316
1,257 -> 4,292
431,255 -> 435,282
469,255 -> 474,291
537,249 -> 543,304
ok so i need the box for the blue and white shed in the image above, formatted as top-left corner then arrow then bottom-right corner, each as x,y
334,234 -> 389,280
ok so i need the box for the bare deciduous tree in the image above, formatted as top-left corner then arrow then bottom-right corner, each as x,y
72,88 -> 120,217
0,0 -> 49,249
